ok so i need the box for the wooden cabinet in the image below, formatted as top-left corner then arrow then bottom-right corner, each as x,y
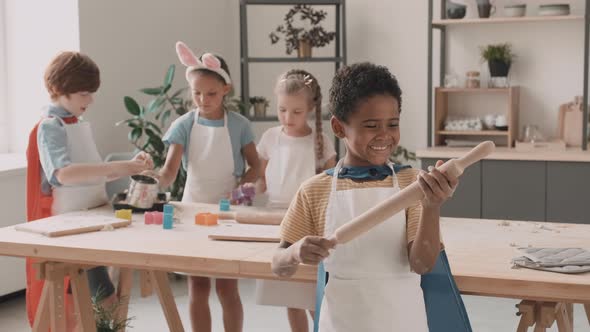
434,87 -> 519,147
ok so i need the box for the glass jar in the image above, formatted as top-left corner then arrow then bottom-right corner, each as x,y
465,71 -> 480,89
444,74 -> 459,88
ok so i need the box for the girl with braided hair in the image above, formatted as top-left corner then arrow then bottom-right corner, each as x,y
255,69 -> 336,332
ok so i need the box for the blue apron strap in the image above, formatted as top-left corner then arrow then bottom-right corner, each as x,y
313,262 -> 326,332
421,250 -> 473,332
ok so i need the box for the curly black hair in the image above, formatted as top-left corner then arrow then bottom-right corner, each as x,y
329,62 -> 402,122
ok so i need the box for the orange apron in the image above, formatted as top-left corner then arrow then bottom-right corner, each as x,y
25,116 -> 77,327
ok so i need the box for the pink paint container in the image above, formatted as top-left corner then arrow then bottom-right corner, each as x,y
153,212 -> 164,225
144,212 -> 154,225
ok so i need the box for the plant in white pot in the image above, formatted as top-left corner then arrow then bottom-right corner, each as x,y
480,43 -> 515,87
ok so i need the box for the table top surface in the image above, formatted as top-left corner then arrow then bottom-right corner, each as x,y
1,202 -> 589,301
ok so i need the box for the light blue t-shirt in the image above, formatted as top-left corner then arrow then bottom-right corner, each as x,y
162,110 -> 255,177
36,104 -> 79,194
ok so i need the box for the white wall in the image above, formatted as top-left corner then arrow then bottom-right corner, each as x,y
442,0 -> 586,142
0,157 -> 26,295
78,0 -> 238,156
77,0 -> 587,157
4,0 -> 79,153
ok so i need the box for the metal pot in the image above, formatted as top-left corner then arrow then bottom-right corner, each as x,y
127,175 -> 159,209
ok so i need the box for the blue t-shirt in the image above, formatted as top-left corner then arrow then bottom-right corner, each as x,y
36,104 -> 79,194
162,110 -> 255,177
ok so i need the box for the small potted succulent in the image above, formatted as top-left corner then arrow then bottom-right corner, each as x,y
269,5 -> 336,58
249,96 -> 270,118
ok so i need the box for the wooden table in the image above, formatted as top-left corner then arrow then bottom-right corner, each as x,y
244,217 -> 590,332
0,203 -> 588,331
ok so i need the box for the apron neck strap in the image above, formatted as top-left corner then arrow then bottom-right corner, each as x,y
196,108 -> 227,128
331,159 -> 397,192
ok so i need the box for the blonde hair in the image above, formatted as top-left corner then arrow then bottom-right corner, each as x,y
275,69 -> 324,173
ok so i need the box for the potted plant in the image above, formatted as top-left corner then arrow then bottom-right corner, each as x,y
249,96 -> 269,118
92,288 -> 133,332
480,43 -> 515,78
390,146 -> 417,165
269,5 -> 336,58
117,64 -> 190,200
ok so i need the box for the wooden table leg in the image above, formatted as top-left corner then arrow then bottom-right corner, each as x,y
150,270 -> 184,332
566,303 -> 574,330
140,270 -> 153,298
554,303 -> 573,332
47,263 -> 67,332
32,279 -> 50,332
534,302 -> 558,332
584,303 -> 590,325
516,300 -> 536,332
115,267 -> 133,326
69,267 -> 97,332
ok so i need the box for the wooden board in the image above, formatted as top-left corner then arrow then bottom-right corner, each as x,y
208,224 -> 280,242
14,212 -> 130,237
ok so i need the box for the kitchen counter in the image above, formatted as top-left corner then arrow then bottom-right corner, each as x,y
416,147 -> 590,162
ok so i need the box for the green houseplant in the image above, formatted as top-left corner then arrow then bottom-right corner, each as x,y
117,65 -> 189,200
390,146 -> 417,165
269,4 -> 336,57
92,287 -> 133,332
480,42 -> 515,78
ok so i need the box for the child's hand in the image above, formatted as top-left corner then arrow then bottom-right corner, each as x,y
123,159 -> 152,176
133,151 -> 154,169
292,236 -> 336,265
417,160 -> 459,209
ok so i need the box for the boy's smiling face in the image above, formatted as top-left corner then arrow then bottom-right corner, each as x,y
332,94 -> 400,167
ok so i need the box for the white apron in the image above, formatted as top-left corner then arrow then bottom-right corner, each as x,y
266,127 -> 316,209
319,160 -> 428,332
52,118 -> 108,215
182,110 -> 236,204
256,127 -> 317,310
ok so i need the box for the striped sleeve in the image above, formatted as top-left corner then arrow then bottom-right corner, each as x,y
396,168 -> 422,244
280,184 -> 317,244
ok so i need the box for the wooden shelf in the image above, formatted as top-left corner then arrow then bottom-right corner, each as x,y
244,0 -> 342,5
434,87 -> 519,147
432,15 -> 584,26
248,57 -> 344,63
437,87 -> 513,93
437,130 -> 509,136
247,116 -> 278,122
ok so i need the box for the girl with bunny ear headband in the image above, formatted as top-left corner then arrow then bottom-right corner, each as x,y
176,41 -> 232,84
155,41 -> 262,332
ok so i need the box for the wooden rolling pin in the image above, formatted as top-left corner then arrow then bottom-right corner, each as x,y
218,210 -> 285,225
329,141 -> 495,244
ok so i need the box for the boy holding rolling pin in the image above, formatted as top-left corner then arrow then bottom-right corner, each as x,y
271,62 -> 459,332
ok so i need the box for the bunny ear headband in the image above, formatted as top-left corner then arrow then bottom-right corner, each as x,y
175,41 -> 231,84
